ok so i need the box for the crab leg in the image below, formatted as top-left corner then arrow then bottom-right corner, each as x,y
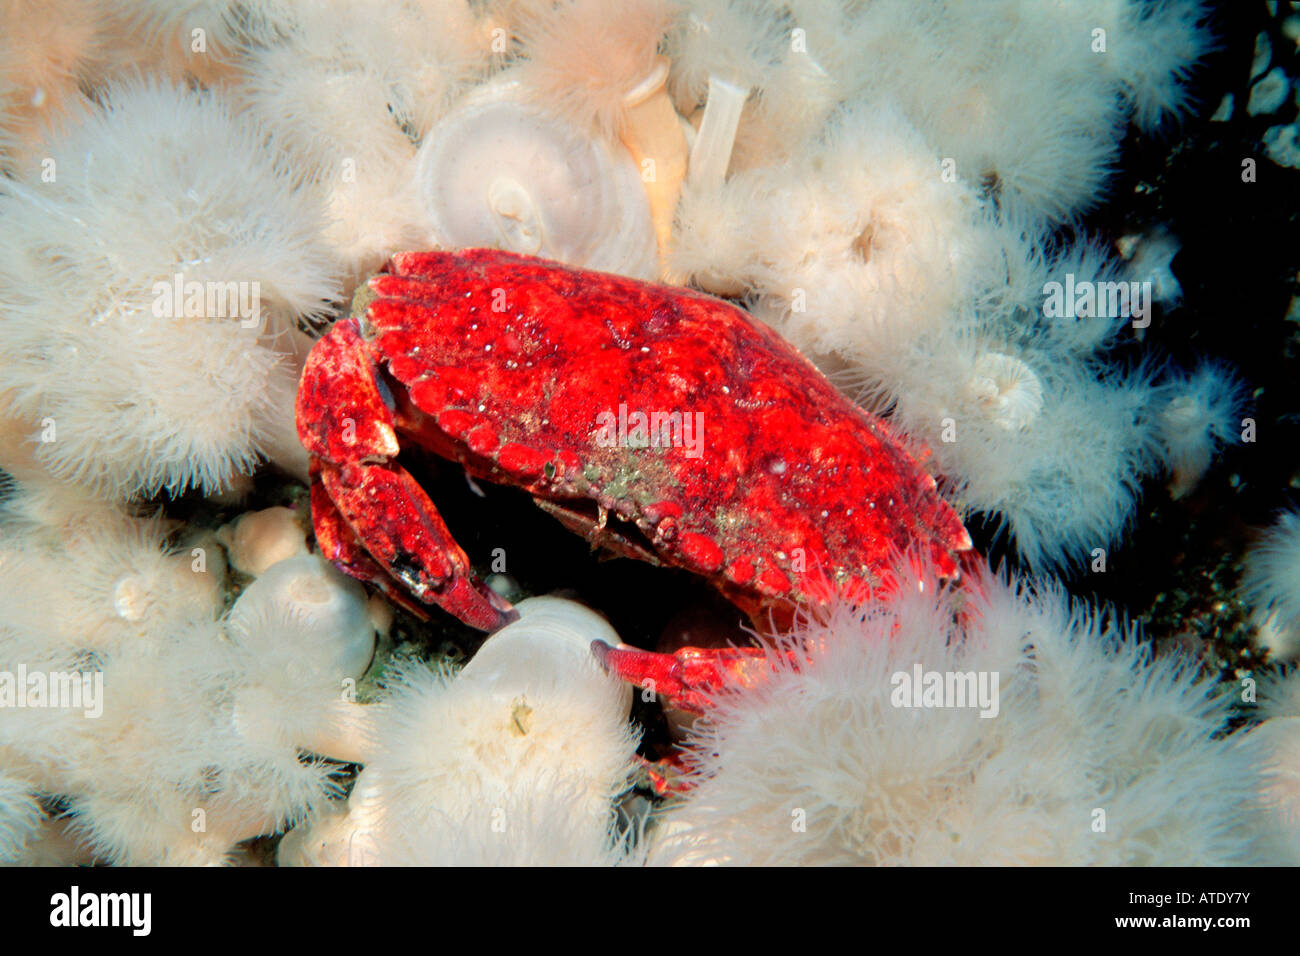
590,641 -> 794,714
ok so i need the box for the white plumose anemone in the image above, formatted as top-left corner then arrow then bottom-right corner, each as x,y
667,0 -> 1211,222
1152,361 -> 1248,499
1240,509 -> 1300,661
280,597 -> 640,866
0,488 -> 370,864
650,564 -> 1267,866
1245,671 -> 1300,863
889,343 -> 1161,572
233,0 -> 492,283
0,773 -> 43,863
0,484 -> 226,664
672,100 -> 1004,338
0,80 -> 338,500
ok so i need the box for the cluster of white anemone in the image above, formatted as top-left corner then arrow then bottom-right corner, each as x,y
648,562 -> 1291,866
0,79 -> 337,501
668,0 -> 1240,572
0,0 -> 1291,867
279,597 -> 642,867
0,0 -> 1240,564
0,483 -> 377,864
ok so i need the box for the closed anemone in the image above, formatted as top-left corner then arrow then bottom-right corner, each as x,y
225,554 -> 376,686
968,351 -> 1045,432
416,80 -> 658,280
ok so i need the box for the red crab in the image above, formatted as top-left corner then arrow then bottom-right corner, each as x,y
297,249 -> 971,712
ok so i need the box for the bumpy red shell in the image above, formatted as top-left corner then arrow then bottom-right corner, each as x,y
300,249 -> 970,621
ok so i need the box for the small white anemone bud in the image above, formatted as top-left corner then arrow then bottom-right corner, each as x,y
225,554 -> 378,765
226,554 -> 376,686
966,351 -> 1045,432
1118,227 -> 1183,310
416,78 -> 658,280
216,506 -> 309,578
457,595 -> 633,718
1154,361 -> 1248,499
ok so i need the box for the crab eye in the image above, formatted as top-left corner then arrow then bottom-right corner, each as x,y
373,374 -> 397,412
544,461 -> 557,479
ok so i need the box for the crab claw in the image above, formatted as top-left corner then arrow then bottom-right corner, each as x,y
591,641 -> 779,714
313,458 -> 518,633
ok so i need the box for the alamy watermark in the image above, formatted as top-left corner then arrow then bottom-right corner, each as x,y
151,272 -> 262,328
594,403 -> 704,459
890,664 -> 1000,718
50,886 -> 150,935
0,665 -> 103,718
1042,273 -> 1151,329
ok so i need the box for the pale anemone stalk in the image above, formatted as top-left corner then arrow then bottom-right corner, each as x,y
667,0 -> 847,174
686,74 -> 749,192
665,0 -> 783,120
280,597 -> 641,866
0,80 -> 338,500
513,0 -> 688,267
